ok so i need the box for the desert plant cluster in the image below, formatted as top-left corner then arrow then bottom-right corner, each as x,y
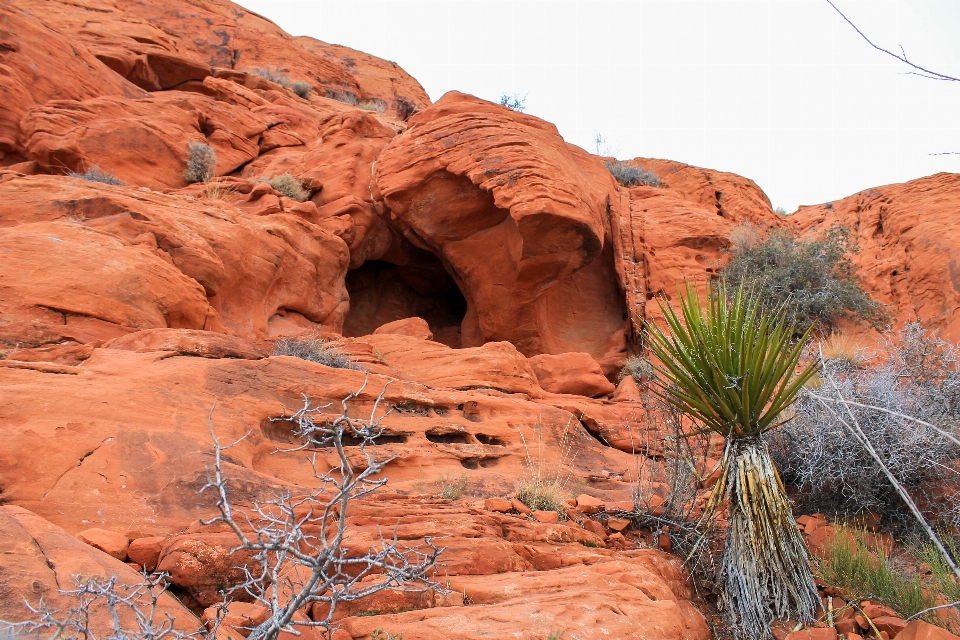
273,336 -> 363,370
723,223 -> 886,335
605,160 -> 661,187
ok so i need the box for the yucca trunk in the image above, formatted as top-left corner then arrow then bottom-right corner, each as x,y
712,439 -> 819,639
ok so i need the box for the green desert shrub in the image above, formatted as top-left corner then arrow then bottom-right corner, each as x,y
291,80 -> 311,99
721,223 -> 885,336
605,161 -> 660,188
68,166 -> 124,186
184,142 -> 217,183
272,337 -> 363,370
263,173 -> 309,202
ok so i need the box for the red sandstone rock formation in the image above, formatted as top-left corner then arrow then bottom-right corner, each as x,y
790,172 -> 960,343
2,0 -> 960,637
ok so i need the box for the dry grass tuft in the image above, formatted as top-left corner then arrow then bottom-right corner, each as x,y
516,418 -> 578,517
272,336 -> 363,370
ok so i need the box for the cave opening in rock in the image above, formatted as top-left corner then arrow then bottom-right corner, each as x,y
342,252 -> 468,348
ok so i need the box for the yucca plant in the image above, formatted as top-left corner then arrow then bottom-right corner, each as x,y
643,282 -> 820,640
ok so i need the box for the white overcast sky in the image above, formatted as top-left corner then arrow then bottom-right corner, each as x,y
242,0 -> 960,212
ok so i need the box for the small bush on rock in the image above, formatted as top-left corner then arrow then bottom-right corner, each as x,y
263,173 -> 309,202
68,166 -> 125,186
359,98 -> 387,112
273,336 -> 363,370
184,142 -> 217,183
618,354 -> 654,382
326,88 -> 359,105
498,93 -> 527,112
721,223 -> 885,336
250,66 -> 290,88
605,161 -> 660,188
291,80 -> 311,99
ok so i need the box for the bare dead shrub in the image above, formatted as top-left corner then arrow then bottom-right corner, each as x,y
497,93 -> 527,112
68,166 -> 125,186
771,323 -> 960,531
359,98 -> 387,113
622,390 -> 723,593
0,572 -> 215,640
2,385 -> 444,640
250,66 -> 291,89
326,88 -> 359,105
273,336 -> 363,370
203,383 -> 444,639
605,161 -> 661,188
184,142 -> 217,184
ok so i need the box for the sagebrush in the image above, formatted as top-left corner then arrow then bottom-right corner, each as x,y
721,223 -> 885,336
69,166 -> 124,186
184,142 -> 217,183
291,80 -> 311,99
263,174 -> 310,202
605,161 -> 660,188
273,336 -> 364,370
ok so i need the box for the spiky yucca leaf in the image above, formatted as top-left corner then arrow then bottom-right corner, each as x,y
644,282 -> 819,438
643,282 -> 821,639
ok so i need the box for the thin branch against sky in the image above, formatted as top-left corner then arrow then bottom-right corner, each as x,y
826,0 -> 960,82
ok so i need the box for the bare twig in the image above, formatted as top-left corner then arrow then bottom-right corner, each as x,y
826,0 -> 960,82
906,600 -> 960,622
201,379 -> 445,640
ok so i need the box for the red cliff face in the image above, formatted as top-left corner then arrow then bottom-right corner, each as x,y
790,172 -> 960,343
0,1 -> 957,637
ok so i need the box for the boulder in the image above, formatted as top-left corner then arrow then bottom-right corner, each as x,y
898,621 -> 960,640
76,528 -> 130,561
528,352 -> 615,397
0,3 -> 145,156
373,317 -> 434,341
576,494 -> 604,514
484,498 -> 513,513
126,536 -> 166,572
157,531 -> 260,607
0,506 -> 196,630
532,510 -> 559,524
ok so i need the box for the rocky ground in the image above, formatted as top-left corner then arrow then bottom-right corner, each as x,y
2,1 -> 960,639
